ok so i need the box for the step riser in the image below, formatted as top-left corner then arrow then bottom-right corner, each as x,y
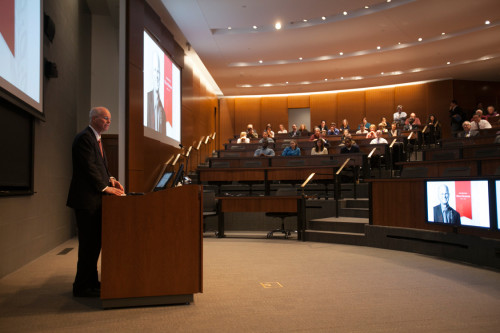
304,231 -> 366,246
339,208 -> 369,218
343,200 -> 369,209
308,221 -> 366,234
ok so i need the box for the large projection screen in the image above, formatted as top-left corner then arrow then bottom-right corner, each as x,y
0,0 -> 43,115
143,31 -> 181,147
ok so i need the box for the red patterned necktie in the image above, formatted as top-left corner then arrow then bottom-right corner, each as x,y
98,139 -> 103,157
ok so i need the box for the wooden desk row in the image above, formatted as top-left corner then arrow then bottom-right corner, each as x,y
422,142 -> 500,161
398,156 -> 500,178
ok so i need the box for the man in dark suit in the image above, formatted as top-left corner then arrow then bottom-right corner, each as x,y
67,107 -> 124,297
146,53 -> 166,134
433,184 -> 460,225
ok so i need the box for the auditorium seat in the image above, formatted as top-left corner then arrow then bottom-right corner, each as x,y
442,166 -> 471,177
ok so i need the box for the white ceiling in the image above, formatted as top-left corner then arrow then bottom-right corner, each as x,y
149,0 -> 500,96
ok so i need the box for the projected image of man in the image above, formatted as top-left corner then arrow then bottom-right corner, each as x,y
146,53 -> 165,134
433,184 -> 460,224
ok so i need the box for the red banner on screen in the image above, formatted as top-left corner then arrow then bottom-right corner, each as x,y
0,0 -> 16,56
163,55 -> 173,126
455,181 -> 472,219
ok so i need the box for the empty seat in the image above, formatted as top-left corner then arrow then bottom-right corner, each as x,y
442,166 -> 471,177
400,166 -> 428,178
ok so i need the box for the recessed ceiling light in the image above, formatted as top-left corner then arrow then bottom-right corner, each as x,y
299,57 -> 303,60
485,20 -> 491,25
340,77 -> 344,79
253,25 -> 257,29
381,72 -> 384,75
418,37 -> 422,41
377,46 -> 381,50
259,60 -> 263,64
447,61 -> 451,65
285,81 -> 289,84
339,52 -> 343,55
365,6 -> 370,9
227,27 -> 232,30
324,78 -> 328,81
275,22 -> 282,30
441,32 -> 445,35
321,16 -> 326,20
398,42 -> 401,45
303,19 -> 308,22
343,11 -> 348,15
387,0 -> 391,2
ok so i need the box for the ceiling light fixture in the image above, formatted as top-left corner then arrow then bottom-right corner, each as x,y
275,22 -> 282,30
299,57 -> 303,60
321,16 -> 326,20
365,6 -> 369,9
418,37 -> 422,41
259,60 -> 263,64
485,20 -> 491,25
377,46 -> 381,50
303,19 -> 308,22
339,52 -> 343,55
441,32 -> 445,35
228,27 -> 232,30
343,11 -> 348,15
447,61 -> 451,65
253,25 -> 257,29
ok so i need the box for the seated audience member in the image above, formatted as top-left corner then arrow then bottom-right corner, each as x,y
357,117 -> 370,131
339,118 -> 350,132
281,140 -> 301,156
278,124 -> 288,134
311,139 -> 328,155
298,124 -> 309,136
380,117 -> 388,128
485,105 -> 498,119
370,131 -> 388,144
393,105 -> 407,127
310,127 -> 323,141
378,122 -> 388,133
259,131 -> 274,143
265,124 -> 275,138
405,113 -> 421,127
404,117 -> 419,130
247,124 -> 258,138
389,122 -> 400,137
327,122 -> 340,135
475,109 -> 485,119
340,137 -> 360,153
340,131 -> 355,145
470,113 -> 492,130
236,131 -> 250,143
356,125 -> 368,134
254,139 -> 275,157
318,120 -> 328,132
289,124 -> 300,137
366,124 -> 378,138
457,121 -> 478,138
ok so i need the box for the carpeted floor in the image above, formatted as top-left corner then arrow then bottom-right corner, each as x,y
1,236 -> 500,332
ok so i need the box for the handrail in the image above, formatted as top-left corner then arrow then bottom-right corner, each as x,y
367,147 -> 377,159
335,158 -> 351,175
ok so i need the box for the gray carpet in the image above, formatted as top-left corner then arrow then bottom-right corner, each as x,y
1,236 -> 500,332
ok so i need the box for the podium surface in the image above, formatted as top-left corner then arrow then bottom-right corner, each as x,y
101,185 -> 203,308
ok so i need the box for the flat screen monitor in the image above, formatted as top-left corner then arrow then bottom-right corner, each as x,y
496,180 -> 500,230
425,180 -> 490,228
0,0 -> 43,115
143,30 -> 181,147
153,171 -> 173,192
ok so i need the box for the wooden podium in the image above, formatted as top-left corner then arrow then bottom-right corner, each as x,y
101,185 -> 203,308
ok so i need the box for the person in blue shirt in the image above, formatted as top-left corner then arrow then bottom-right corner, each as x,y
327,122 -> 340,135
282,140 -> 301,156
254,139 -> 275,156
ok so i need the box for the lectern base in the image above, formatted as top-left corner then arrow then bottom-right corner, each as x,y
102,294 -> 193,309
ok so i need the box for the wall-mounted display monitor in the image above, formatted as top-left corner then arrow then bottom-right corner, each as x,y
496,180 -> 500,230
425,180 -> 490,228
0,0 -> 43,115
143,30 -> 181,147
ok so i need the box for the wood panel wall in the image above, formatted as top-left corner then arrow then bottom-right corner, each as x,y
126,0 -> 217,192
218,79 -> 500,148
